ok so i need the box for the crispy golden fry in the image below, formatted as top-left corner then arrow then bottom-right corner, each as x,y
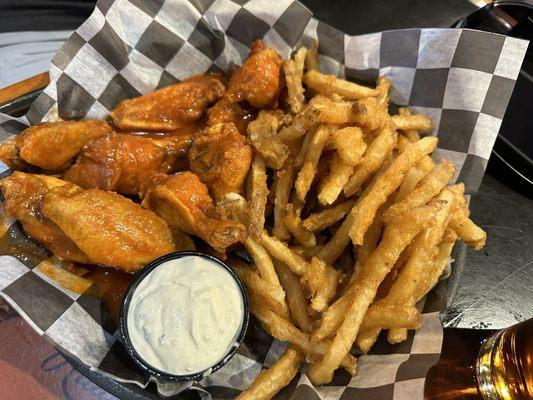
247,111 -> 290,170
111,75 -> 225,131
311,204 -> 438,344
283,203 -> 316,247
302,257 -> 340,313
361,190 -> 454,350
274,260 -> 315,333
284,47 -> 307,114
394,155 -> 434,202
349,136 -> 438,245
398,107 -> 420,142
305,40 -> 320,71
278,96 -> 352,142
308,205 -> 438,384
236,345 -> 303,400
344,123 -> 397,196
258,231 -> 309,276
294,128 -> 314,168
303,70 -> 378,100
247,156 -> 269,237
272,160 -> 295,241
352,97 -> 390,130
396,134 -> 411,154
232,262 -> 290,320
318,153 -> 354,205
331,126 -> 367,166
392,114 -> 434,132
315,212 -> 354,265
420,228 -> 458,300
448,188 -> 486,250
295,125 -> 330,201
359,304 -> 421,331
383,160 -> 456,223
376,76 -> 392,105
244,238 -> 281,287
302,199 -> 356,232
251,298 -> 355,373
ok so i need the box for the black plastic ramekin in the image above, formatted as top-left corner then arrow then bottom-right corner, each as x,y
119,251 -> 249,382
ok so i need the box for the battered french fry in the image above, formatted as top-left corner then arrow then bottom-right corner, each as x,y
283,203 -> 316,247
383,160 -> 456,223
302,257 -> 340,313
359,304 -> 421,331
310,204 -> 438,344
352,97 -> 390,130
247,155 -> 269,237
247,111 -> 290,169
303,70 -> 378,100
284,60 -> 306,114
232,262 -> 290,321
294,128 -> 314,168
244,237 -> 281,287
392,114 -> 434,132
236,345 -> 303,400
331,126 -> 367,166
360,190 -> 454,349
318,154 -> 354,205
449,204 -> 486,250
394,155 -> 434,202
272,160 -> 295,241
418,228 -> 458,300
315,212 -> 354,265
295,124 -> 330,201
251,299 -> 355,372
349,136 -> 438,245
302,199 -> 356,232
258,231 -> 309,276
376,76 -> 392,105
398,107 -> 420,142
344,123 -> 397,196
274,260 -> 315,333
305,40 -> 320,71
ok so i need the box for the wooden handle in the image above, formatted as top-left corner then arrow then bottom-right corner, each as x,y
0,72 -> 50,105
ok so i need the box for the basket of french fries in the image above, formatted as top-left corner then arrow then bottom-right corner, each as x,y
0,0 -> 528,399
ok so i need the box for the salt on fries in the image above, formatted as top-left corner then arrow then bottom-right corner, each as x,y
230,43 -> 486,397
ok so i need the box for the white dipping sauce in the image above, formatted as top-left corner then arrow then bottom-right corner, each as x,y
127,256 -> 244,375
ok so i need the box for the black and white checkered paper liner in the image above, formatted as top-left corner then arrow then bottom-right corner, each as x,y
0,0 -> 528,398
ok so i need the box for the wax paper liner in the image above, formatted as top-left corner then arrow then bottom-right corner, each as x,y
0,0 -> 528,398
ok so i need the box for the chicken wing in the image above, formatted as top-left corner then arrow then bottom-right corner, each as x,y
42,185 -> 177,272
0,120 -> 111,171
142,171 -> 247,254
63,132 -> 182,195
207,97 -> 251,134
110,75 -> 225,131
225,40 -> 282,108
0,172 -> 90,264
188,123 -> 253,200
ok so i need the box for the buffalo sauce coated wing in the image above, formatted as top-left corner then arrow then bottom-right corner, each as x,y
63,132 -> 181,195
225,40 -> 282,108
110,75 -> 225,131
0,172 -> 91,264
0,120 -> 111,171
142,171 -> 247,254
188,123 -> 253,200
42,185 -> 176,273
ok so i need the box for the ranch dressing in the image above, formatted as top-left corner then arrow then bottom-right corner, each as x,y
127,256 -> 244,375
